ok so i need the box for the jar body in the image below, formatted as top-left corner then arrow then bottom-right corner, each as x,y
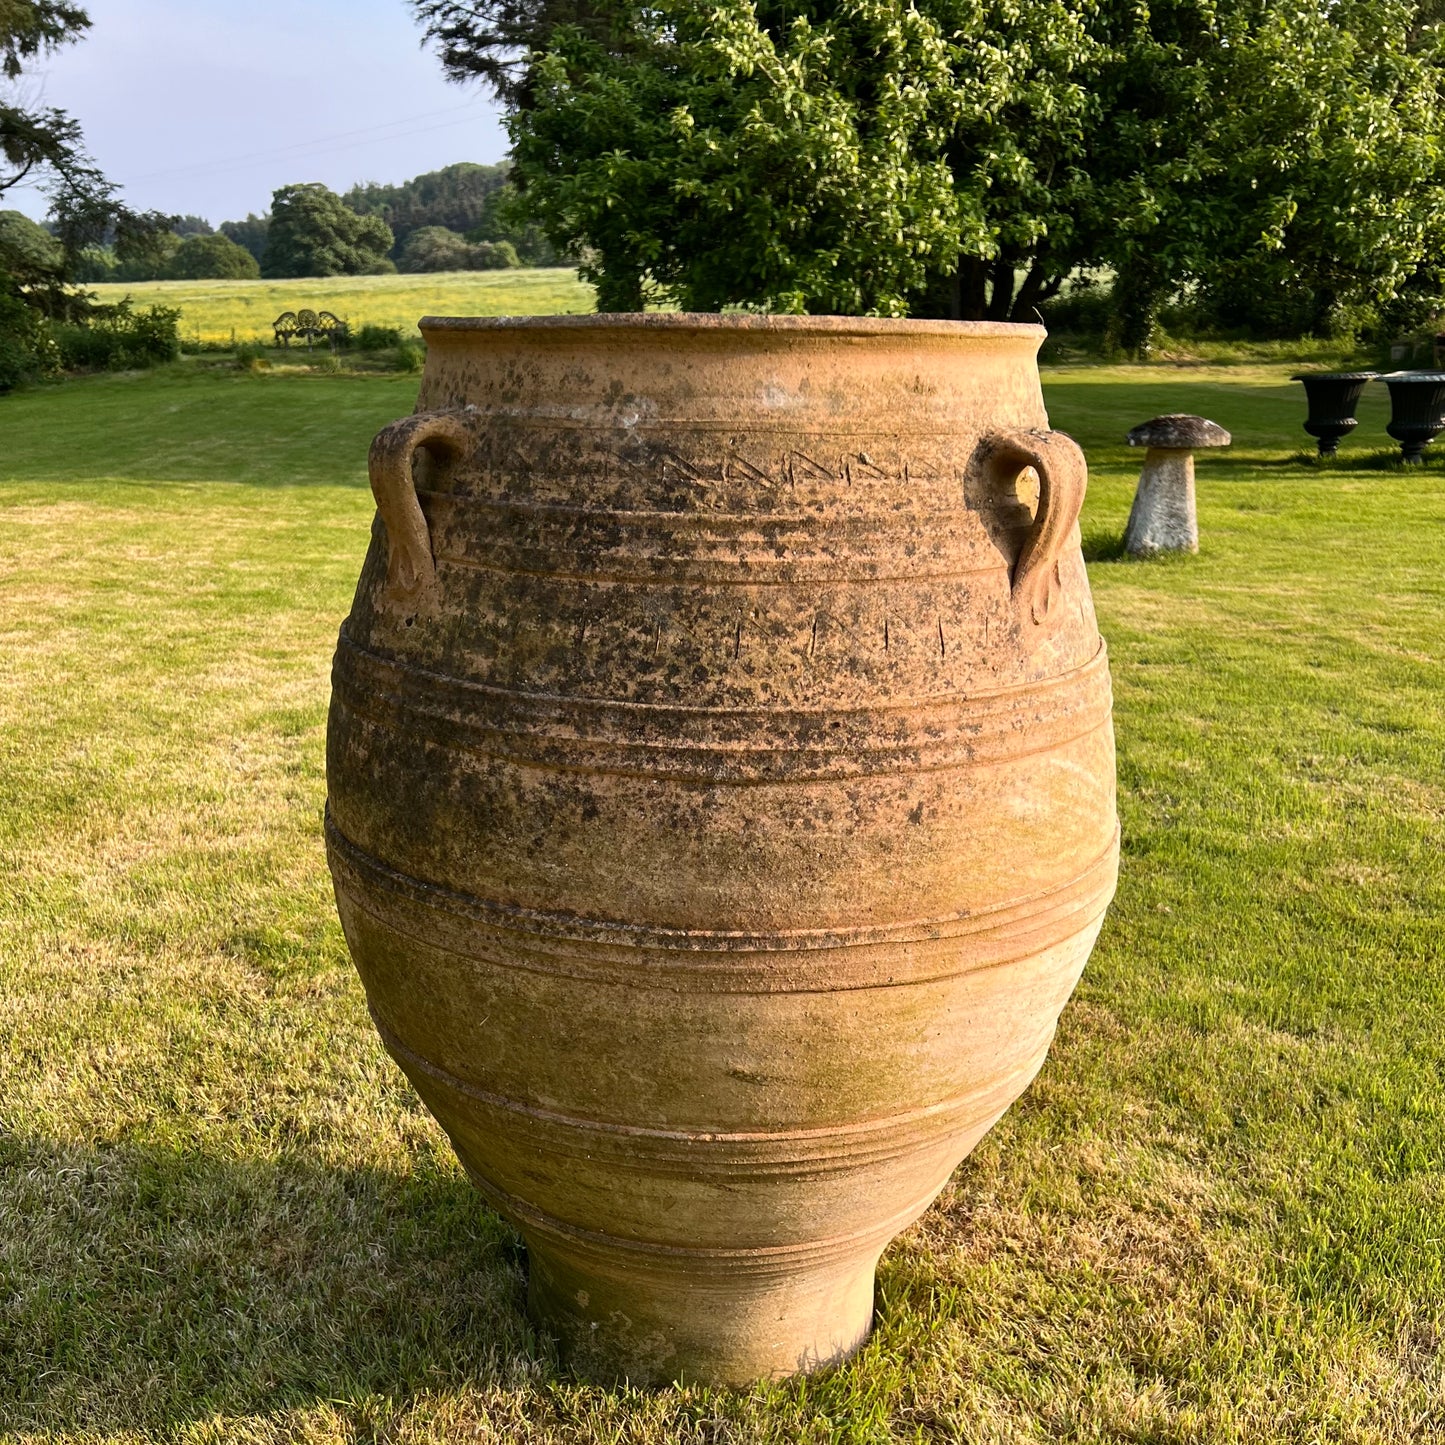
326,315 -> 1118,1385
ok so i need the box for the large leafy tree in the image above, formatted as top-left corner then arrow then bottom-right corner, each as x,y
1186,2 -> 1445,339
1,3 -> 165,282
261,183 -> 394,278
1071,0 -> 1445,346
0,4 -> 170,386
343,160 -> 561,263
511,0 -> 972,312
413,0 -> 624,106
344,160 -> 510,249
418,0 -> 1445,334
167,232 -> 260,280
0,208 -> 63,285
219,213 -> 270,265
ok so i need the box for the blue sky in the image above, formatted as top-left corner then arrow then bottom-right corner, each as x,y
10,0 -> 509,225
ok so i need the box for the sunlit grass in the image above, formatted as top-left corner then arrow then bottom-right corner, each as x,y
1,364 -> 1442,1442
84,268 -> 597,345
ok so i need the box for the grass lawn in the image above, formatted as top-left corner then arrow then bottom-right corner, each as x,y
85,269 -> 597,345
1,361 -> 1442,1443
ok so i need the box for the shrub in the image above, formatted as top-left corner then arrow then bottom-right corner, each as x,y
361,257 -> 398,275
389,342 -> 425,372
354,323 -> 404,350
52,301 -> 182,372
0,286 -> 60,391
1038,285 -> 1114,337
233,341 -> 270,372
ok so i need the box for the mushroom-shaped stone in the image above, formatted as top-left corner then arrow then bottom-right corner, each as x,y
1121,414 -> 1231,557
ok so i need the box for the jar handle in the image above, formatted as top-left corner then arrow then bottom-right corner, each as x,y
983,427 -> 1088,637
368,411 -> 472,607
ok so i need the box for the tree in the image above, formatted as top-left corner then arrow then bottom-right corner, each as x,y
507,0 -> 976,313
465,179 -> 562,264
219,213 -> 269,265
166,232 -> 260,280
397,224 -> 475,271
487,0 -> 1445,336
0,209 -> 65,286
1184,2 -> 1445,340
261,183 -> 393,278
396,224 -> 521,272
411,0 -> 622,108
343,161 -> 563,264
344,161 -> 510,250
111,228 -> 180,281
1,3 -> 166,281
472,239 -> 520,268
1,3 -> 169,386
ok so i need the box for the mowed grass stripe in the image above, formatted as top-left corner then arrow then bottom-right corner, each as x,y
0,365 -> 1441,1442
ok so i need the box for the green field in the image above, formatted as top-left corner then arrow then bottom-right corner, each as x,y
2,362 -> 1442,1443
86,268 -> 597,344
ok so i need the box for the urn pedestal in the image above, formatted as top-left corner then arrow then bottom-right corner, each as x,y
326,315 -> 1119,1385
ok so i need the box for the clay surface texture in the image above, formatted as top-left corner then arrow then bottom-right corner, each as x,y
326,314 -> 1119,1386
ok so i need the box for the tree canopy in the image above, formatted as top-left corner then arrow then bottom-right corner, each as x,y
0,3 -> 172,386
0,208 -> 64,285
412,0 -> 621,107
1,2 -> 166,273
219,213 -> 269,264
167,232 -> 260,280
396,224 -> 520,271
344,161 -> 510,248
343,161 -> 561,263
420,0 -> 1445,333
261,183 -> 394,278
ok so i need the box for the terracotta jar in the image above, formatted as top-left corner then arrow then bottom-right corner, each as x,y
326,315 -> 1117,1386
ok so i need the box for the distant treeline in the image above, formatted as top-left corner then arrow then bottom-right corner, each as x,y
75,164 -> 562,282
343,161 -> 558,263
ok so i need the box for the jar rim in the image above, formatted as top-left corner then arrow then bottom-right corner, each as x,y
419,312 -> 1046,341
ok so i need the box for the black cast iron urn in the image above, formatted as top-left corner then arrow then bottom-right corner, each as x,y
1291,372 -> 1377,456
1382,371 -> 1445,463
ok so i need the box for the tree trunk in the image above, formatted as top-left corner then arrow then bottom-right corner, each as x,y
1112,259 -> 1165,359
986,259 -> 1016,321
1010,263 -> 1062,323
953,257 -> 989,320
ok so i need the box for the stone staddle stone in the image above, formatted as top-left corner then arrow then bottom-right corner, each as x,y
1121,414 -> 1231,557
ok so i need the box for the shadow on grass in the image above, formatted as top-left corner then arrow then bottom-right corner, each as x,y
1081,528 -> 1129,564
0,1131 -> 550,1435
1228,448 -> 1432,474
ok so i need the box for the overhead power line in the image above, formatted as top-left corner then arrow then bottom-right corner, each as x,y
126,102 -> 498,185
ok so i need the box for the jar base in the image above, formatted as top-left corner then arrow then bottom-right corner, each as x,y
525,1230 -> 881,1387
